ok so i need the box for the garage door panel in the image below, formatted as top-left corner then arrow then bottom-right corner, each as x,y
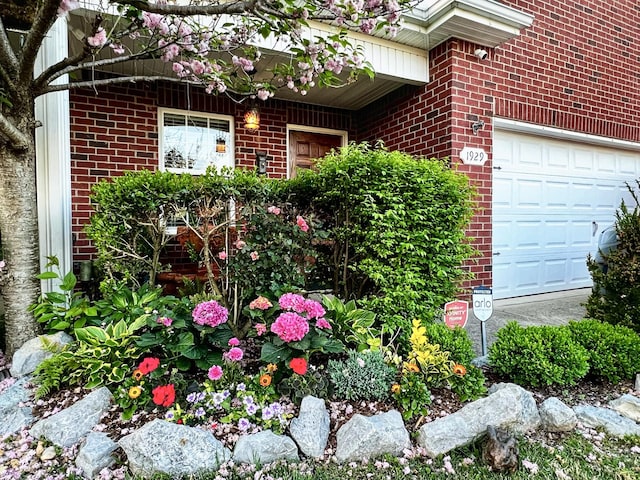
493,130 -> 640,299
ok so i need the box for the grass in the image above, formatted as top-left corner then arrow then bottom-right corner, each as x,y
135,431 -> 640,480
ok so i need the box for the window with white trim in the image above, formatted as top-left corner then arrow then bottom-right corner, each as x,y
159,108 -> 234,175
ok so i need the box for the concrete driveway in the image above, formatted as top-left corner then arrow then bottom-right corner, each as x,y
463,288 -> 591,356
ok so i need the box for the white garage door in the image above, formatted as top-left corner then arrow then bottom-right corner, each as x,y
493,129 -> 640,299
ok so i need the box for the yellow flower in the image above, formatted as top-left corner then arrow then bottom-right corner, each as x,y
128,386 -> 142,399
391,384 -> 401,394
453,363 -> 467,377
132,369 -> 144,381
259,374 -> 272,387
266,363 -> 278,373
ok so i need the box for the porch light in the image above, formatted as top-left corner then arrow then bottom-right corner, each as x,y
244,106 -> 260,130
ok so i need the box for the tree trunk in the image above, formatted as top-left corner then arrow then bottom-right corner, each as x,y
0,111 -> 41,357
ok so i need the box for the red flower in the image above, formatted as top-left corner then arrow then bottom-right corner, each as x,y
152,384 -> 175,407
289,357 -> 308,375
138,357 -> 160,375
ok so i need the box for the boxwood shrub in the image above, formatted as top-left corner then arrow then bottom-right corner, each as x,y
568,319 -> 640,383
489,322 -> 589,387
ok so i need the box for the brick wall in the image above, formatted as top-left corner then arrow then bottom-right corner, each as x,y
497,0 -> 640,141
70,82 -> 354,261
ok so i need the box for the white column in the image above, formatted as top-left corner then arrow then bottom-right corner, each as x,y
34,17 -> 73,291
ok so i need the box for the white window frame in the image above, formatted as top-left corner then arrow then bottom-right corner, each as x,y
158,107 -> 235,175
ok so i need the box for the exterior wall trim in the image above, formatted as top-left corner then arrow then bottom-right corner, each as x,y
285,124 -> 348,178
494,118 -> 640,153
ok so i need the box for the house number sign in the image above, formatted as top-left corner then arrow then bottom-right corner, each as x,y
460,147 -> 487,166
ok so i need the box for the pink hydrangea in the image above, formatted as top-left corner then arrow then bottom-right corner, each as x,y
278,293 -> 306,313
192,300 -> 228,328
296,215 -> 309,232
224,347 -> 244,362
304,299 -> 326,319
255,323 -> 267,336
228,337 -> 240,347
315,318 -> 332,329
208,365 -> 223,381
271,312 -> 309,343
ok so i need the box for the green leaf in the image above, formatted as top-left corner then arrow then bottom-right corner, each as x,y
37,272 -> 59,280
60,271 -> 77,291
75,326 -> 109,344
260,342 -> 293,364
111,320 -> 129,338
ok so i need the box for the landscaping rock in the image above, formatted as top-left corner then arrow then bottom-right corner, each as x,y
289,395 -> 330,458
75,432 -> 118,479
9,332 -> 73,378
0,377 -> 34,436
335,410 -> 410,463
481,425 -> 518,473
29,386 -> 112,447
417,383 -> 540,458
233,430 -> 299,464
574,405 -> 640,437
119,419 -> 231,478
609,394 -> 640,423
539,397 -> 577,432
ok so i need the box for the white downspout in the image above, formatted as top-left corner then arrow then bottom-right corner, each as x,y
34,17 -> 73,291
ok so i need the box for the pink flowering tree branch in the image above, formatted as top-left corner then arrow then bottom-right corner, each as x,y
32,0 -> 415,101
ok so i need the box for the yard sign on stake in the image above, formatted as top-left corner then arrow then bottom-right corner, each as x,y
472,286 -> 493,355
444,300 -> 468,329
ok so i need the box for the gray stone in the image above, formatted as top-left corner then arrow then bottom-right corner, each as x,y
335,410 -> 410,463
289,396 -> 330,458
119,420 -> 231,478
75,432 -> 118,478
9,332 -> 73,378
30,387 -> 112,447
471,355 -> 490,368
609,394 -> 640,423
417,383 -> 540,458
539,397 -> 577,432
233,430 -> 299,464
0,377 -> 34,436
635,373 -> 640,393
40,446 -> 57,461
574,405 -> 640,437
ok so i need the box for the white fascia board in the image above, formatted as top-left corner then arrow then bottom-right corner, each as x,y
409,0 -> 534,29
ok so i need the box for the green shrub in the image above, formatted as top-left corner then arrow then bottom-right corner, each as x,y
568,319 -> 640,383
488,322 -> 589,387
586,181 -> 640,332
422,323 -> 487,401
301,142 -> 475,336
425,323 -> 476,365
328,349 -> 396,401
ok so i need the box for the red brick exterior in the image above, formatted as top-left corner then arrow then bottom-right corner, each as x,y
70,0 -> 640,295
